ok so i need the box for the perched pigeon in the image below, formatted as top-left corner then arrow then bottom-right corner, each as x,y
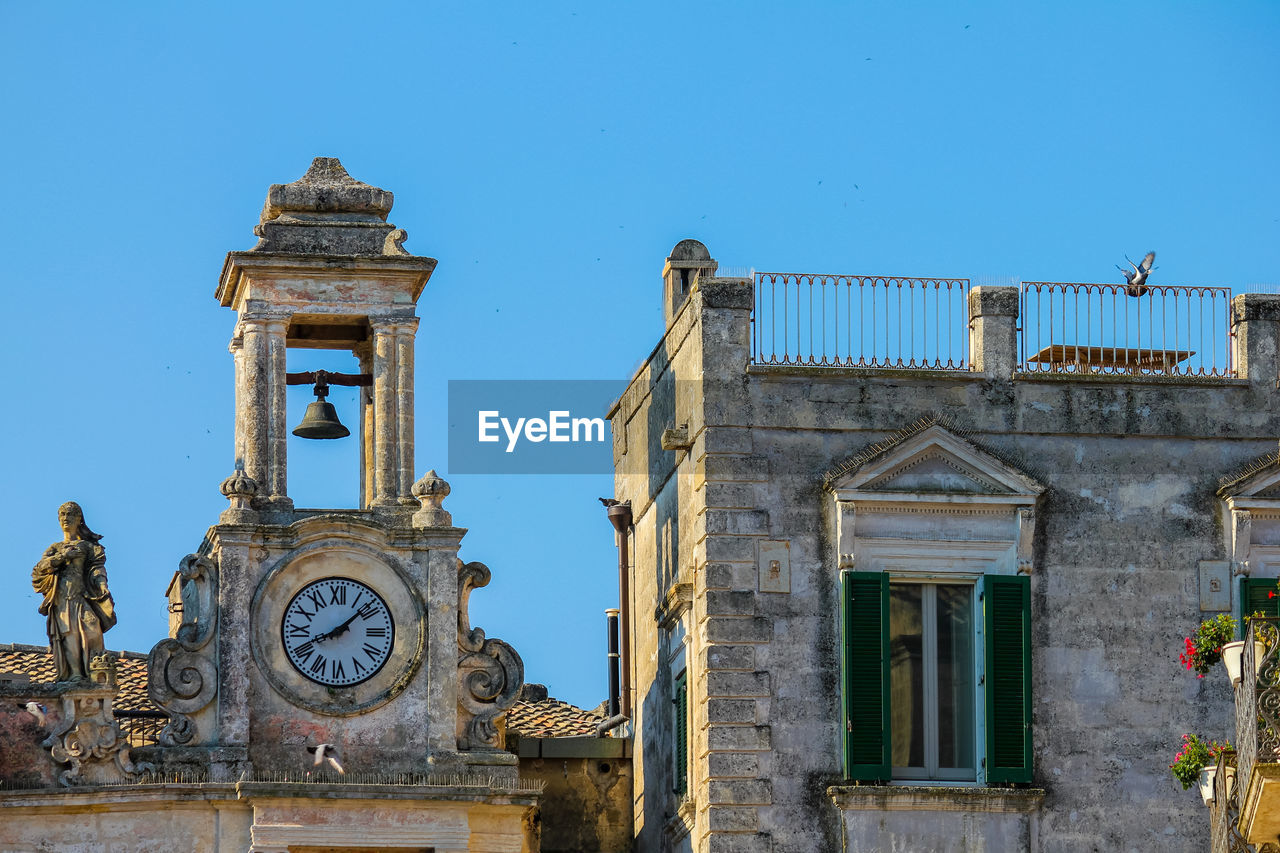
307,743 -> 344,775
23,702 -> 46,726
1117,251 -> 1156,296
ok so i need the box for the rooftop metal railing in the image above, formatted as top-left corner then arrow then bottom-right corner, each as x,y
751,272 -> 969,369
1019,283 -> 1234,377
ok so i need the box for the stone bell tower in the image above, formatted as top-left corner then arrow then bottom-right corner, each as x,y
215,156 -> 431,510
146,161 -> 533,851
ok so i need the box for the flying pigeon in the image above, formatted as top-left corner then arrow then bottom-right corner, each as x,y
307,743 -> 344,775
23,702 -> 47,726
1117,251 -> 1156,296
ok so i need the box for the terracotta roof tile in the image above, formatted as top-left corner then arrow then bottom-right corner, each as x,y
1,645 -> 601,739
506,695 -> 604,738
0,643 -> 155,712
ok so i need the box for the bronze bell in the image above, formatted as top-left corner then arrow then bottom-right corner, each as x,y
293,379 -> 350,440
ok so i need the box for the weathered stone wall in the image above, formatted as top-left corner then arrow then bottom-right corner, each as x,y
611,268 -> 1280,852
516,737 -> 633,852
0,789 -> 252,853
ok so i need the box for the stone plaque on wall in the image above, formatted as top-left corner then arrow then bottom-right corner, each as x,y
758,540 -> 791,593
1198,560 -> 1231,612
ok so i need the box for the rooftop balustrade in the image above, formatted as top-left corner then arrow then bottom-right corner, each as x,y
748,271 -> 1251,379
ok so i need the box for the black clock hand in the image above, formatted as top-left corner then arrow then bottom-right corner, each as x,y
314,610 -> 361,642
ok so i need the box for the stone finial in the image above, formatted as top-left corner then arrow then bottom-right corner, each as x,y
411,469 -> 452,527
220,468 -> 257,504
260,157 -> 393,223
250,157 -> 411,256
88,653 -> 118,689
219,469 -> 259,522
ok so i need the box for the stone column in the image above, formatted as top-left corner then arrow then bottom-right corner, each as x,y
968,285 -> 1020,377
229,335 -> 245,467
1232,294 -> 1280,386
355,343 -> 374,510
236,311 -> 291,506
395,320 -> 419,503
238,318 -> 271,490
265,315 -> 289,502
371,320 -> 399,505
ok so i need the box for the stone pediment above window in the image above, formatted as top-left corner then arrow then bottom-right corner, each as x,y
827,423 -> 1044,574
828,424 -> 1044,506
1217,451 -> 1280,575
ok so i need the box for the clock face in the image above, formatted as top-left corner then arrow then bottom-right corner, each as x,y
280,577 -> 395,687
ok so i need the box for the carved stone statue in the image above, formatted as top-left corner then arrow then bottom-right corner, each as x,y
31,502 -> 117,681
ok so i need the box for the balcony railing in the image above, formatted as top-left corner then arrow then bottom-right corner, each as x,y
115,709 -> 167,748
751,273 -> 969,369
1209,749 -> 1249,853
1020,282 -> 1234,377
1235,618 -> 1280,846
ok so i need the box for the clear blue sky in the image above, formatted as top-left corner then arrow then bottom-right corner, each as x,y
1,1 -> 1277,710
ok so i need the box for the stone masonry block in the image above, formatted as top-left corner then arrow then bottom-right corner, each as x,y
1233,293 -> 1280,324
701,616 -> 773,644
968,284 -> 1019,318
703,562 -> 757,591
706,698 -> 758,725
701,644 -> 755,671
703,509 -> 770,536
701,482 -> 757,509
706,725 -> 772,752
704,834 -> 772,853
702,427 -> 754,455
704,536 -> 760,562
708,779 -> 773,806
705,671 -> 771,698
706,590 -> 756,616
707,751 -> 759,778
697,455 -> 769,484
700,278 -> 755,310
704,805 -> 760,833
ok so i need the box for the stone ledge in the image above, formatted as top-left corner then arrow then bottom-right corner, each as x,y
827,784 -> 1045,814
0,782 -> 237,809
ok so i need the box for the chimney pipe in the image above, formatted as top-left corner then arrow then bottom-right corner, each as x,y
605,608 -> 621,719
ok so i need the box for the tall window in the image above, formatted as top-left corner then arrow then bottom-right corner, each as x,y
673,668 -> 689,795
890,582 -> 975,780
842,572 -> 1031,785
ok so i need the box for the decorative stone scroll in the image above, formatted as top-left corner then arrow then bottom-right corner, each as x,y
43,653 -> 154,786
456,559 -> 523,750
147,554 -> 219,745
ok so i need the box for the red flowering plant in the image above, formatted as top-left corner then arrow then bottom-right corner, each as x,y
1180,613 -> 1235,677
1170,733 -> 1230,789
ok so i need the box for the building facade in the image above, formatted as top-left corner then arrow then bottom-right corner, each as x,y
608,240 -> 1280,851
0,160 -> 543,853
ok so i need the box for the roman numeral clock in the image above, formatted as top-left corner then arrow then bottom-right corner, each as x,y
250,542 -> 426,716
282,578 -> 394,687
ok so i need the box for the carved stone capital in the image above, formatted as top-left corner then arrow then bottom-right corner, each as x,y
147,554 -> 219,745
456,560 -> 523,751
1017,508 -> 1036,574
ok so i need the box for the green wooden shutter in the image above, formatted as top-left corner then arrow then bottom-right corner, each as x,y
673,669 -> 688,795
841,571 -> 890,781
984,574 -> 1032,784
1239,577 -> 1280,638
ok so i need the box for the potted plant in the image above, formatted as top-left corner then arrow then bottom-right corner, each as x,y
1170,734 -> 1231,805
1180,614 -> 1235,678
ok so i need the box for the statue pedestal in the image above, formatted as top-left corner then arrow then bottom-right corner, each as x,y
42,654 -> 153,786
